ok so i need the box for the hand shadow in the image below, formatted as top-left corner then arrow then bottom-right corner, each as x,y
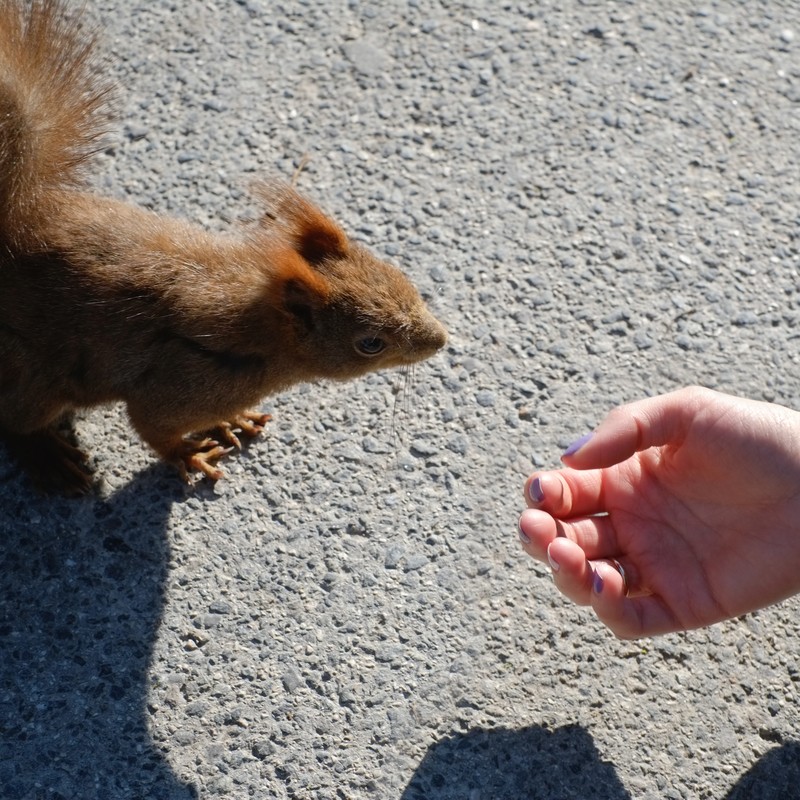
401,724 -> 631,800
0,465 -> 197,800
724,740 -> 800,800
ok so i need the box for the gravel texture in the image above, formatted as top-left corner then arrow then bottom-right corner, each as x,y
1,1 -> 800,798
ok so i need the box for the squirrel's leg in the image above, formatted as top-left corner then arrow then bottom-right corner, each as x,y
0,421 -> 93,495
0,359 -> 92,492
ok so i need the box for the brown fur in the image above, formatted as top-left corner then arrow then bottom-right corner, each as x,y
0,0 -> 447,491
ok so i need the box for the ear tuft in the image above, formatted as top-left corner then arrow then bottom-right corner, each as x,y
254,181 -> 348,267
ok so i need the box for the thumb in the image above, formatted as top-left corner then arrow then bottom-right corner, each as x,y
561,386 -> 716,470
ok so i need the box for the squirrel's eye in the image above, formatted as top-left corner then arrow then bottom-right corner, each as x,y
355,336 -> 386,356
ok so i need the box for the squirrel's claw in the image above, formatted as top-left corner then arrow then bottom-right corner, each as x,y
216,424 -> 242,450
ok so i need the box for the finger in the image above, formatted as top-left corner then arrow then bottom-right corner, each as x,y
561,386 -> 717,470
591,570 -> 681,639
527,525 -> 685,638
518,507 -> 620,563
523,468 -> 608,518
547,538 -> 595,606
541,539 -> 637,608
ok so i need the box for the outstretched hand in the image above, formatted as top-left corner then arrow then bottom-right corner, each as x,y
519,387 -> 800,638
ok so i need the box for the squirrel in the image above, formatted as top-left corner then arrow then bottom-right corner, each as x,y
0,0 -> 447,493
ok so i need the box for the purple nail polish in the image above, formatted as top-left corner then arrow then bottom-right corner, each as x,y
529,477 -> 545,504
547,547 -> 560,573
517,518 -> 531,544
563,432 -> 593,458
592,568 -> 604,595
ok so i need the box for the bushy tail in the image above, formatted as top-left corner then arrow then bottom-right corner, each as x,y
0,0 -> 112,249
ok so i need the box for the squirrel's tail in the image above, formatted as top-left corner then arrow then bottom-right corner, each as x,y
0,0 -> 112,249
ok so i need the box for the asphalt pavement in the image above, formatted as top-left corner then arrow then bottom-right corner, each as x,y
1,1 -> 799,798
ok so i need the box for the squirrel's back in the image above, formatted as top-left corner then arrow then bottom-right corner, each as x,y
0,0 -> 111,249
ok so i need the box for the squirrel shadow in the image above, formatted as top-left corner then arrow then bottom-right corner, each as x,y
400,724 -> 631,800
724,740 -> 800,799
0,464 -> 197,799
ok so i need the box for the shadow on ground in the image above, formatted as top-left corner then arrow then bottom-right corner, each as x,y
2,457 -> 797,800
725,740 -> 800,800
401,723 -> 631,800
0,466 -> 196,800
402,726 -> 800,800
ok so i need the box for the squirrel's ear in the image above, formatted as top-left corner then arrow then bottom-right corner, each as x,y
255,182 -> 348,267
294,212 -> 348,266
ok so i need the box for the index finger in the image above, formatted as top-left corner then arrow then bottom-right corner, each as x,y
561,386 -> 716,470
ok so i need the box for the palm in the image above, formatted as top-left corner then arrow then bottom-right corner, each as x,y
520,388 -> 800,637
601,449 -> 800,629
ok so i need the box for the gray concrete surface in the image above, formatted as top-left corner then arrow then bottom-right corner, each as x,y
1,1 -> 799,798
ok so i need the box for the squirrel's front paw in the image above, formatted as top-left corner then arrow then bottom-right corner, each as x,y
138,411 -> 271,483
212,411 -> 272,450
177,438 -> 234,482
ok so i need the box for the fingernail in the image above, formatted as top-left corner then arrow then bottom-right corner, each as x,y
546,545 -> 560,573
529,477 -> 545,504
592,567 -> 604,595
563,432 -> 593,458
517,517 -> 531,544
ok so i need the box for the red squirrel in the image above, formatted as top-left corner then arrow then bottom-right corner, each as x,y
0,0 -> 447,492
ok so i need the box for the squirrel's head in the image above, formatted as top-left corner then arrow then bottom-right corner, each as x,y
252,184 -> 447,381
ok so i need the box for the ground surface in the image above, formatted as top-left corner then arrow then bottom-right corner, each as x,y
1,1 -> 800,798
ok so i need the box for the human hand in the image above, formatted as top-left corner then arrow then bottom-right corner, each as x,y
519,387 -> 800,638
